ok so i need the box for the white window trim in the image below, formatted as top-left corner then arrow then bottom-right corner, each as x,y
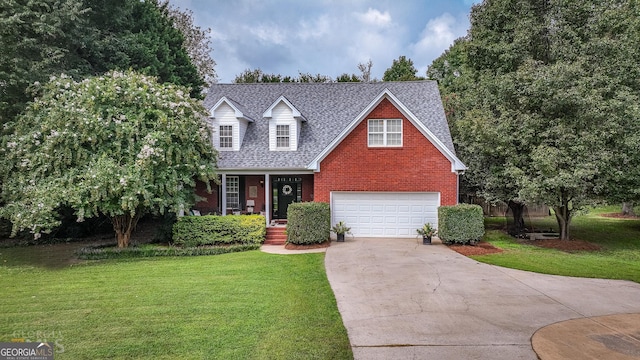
226,176 -> 240,210
219,125 -> 233,150
276,124 -> 290,150
368,119 -> 403,147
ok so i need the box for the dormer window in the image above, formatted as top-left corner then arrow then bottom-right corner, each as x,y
210,97 -> 254,152
264,96 -> 306,151
219,125 -> 233,149
276,125 -> 290,149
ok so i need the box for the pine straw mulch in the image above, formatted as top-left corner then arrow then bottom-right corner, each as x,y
600,212 -> 640,220
447,241 -> 503,256
448,238 -> 602,256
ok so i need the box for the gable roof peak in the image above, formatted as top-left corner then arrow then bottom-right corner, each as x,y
263,95 -> 307,121
210,96 -> 254,122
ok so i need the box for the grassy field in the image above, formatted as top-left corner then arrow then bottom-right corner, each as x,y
0,251 -> 353,359
477,206 -> 640,283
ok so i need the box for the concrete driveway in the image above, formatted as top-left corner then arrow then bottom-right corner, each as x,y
324,238 -> 640,360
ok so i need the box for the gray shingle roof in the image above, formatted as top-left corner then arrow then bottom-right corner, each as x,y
204,81 -> 457,170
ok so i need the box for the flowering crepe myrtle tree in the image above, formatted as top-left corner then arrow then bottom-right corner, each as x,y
0,70 -> 218,247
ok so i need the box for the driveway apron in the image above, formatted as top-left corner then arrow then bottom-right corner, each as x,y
325,238 -> 640,360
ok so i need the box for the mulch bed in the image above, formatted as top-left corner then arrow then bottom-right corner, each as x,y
600,212 -> 640,220
448,241 -> 503,256
284,240 -> 331,250
448,238 -> 602,256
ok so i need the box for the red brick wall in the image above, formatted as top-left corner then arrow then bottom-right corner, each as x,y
314,98 -> 458,205
244,175 -> 266,213
300,174 -> 314,201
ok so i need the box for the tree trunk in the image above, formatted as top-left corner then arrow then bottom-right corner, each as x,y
507,200 -> 526,236
112,212 -> 141,248
622,202 -> 636,216
552,204 -> 571,241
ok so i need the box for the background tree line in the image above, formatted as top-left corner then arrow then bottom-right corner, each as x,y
233,56 -> 425,83
0,0 -> 215,128
427,0 -> 640,239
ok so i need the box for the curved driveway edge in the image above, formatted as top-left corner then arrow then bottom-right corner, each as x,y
324,237 -> 640,360
532,314 -> 640,359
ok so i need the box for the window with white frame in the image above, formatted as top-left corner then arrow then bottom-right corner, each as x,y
219,125 -> 233,149
368,119 -> 402,147
276,125 -> 290,149
226,176 -> 240,209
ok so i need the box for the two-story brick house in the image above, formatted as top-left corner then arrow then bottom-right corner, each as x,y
194,81 -> 465,238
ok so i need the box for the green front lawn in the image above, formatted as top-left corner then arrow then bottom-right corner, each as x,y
0,252 -> 353,359
477,206 -> 640,283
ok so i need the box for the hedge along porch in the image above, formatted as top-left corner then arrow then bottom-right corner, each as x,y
194,82 -> 466,235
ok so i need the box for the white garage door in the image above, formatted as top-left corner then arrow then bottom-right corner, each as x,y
331,192 -> 440,238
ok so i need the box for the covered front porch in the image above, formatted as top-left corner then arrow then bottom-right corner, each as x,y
194,172 -> 314,226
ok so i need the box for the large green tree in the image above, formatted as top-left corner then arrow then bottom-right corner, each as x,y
0,0 -> 88,125
0,0 -> 205,129
431,0 -> 640,239
428,38 -> 529,234
80,0 -> 204,97
165,1 -> 217,89
383,55 -> 424,81
0,70 -> 217,247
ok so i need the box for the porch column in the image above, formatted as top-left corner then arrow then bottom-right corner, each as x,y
264,173 -> 270,227
221,174 -> 227,216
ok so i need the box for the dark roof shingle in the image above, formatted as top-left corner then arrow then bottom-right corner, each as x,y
204,81 -> 456,170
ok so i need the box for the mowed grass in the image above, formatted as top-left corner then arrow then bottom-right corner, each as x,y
0,251 -> 353,359
476,206 -> 640,283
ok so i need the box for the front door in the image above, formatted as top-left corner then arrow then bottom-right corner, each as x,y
277,182 -> 298,219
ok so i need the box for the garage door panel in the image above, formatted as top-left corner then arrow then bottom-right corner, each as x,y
358,216 -> 371,224
332,192 -> 440,238
385,205 -> 397,212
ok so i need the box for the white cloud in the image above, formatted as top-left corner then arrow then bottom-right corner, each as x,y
250,23 -> 286,45
356,8 -> 392,27
410,13 -> 469,75
297,14 -> 332,41
169,0 -> 475,82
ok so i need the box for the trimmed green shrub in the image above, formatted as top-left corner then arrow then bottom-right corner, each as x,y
438,204 -> 485,245
286,202 -> 330,245
172,215 -> 266,247
76,243 -> 260,260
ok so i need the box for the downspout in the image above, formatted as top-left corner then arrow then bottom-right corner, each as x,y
455,170 -> 464,204
457,172 -> 460,204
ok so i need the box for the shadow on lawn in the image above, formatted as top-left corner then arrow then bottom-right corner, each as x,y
0,220 -> 163,269
0,240 -> 114,269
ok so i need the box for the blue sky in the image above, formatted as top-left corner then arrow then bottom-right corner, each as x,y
169,0 -> 480,83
